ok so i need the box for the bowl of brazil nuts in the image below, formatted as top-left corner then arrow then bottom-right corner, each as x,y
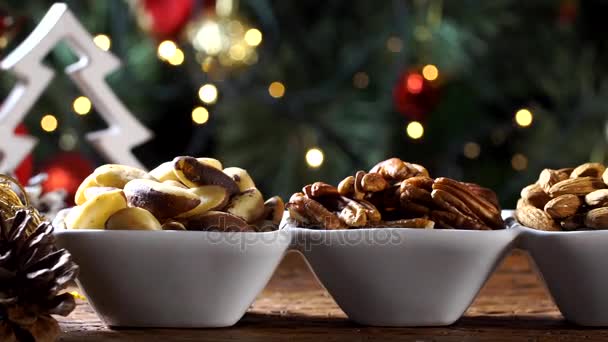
53,156 -> 290,328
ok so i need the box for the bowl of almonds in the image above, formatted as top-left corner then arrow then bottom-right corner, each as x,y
285,158 -> 517,326
53,156 -> 290,328
513,162 -> 608,326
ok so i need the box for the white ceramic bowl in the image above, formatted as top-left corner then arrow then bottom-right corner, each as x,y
287,219 -> 517,326
515,221 -> 608,326
54,228 -> 290,328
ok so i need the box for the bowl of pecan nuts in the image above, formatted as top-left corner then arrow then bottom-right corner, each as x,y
285,158 -> 517,326
513,162 -> 608,326
53,156 -> 290,328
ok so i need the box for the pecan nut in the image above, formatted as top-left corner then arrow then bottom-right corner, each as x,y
304,182 -> 340,198
361,173 -> 389,192
430,210 -> 491,230
287,193 -> 345,229
433,177 -> 503,229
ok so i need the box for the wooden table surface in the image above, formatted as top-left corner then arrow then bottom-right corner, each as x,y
57,250 -> 608,341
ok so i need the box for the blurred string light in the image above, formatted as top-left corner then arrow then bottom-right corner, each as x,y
422,64 -> 439,81
386,36 -> 403,53
268,81 -> 285,98
73,96 -> 92,115
168,48 -> 185,66
59,132 -> 77,151
406,121 -> 424,139
198,84 -> 218,104
158,40 -> 177,59
406,74 -> 424,94
511,153 -> 528,171
353,72 -> 369,89
305,148 -> 324,168
192,106 -> 209,125
463,142 -> 481,159
157,40 -> 184,66
244,28 -> 262,46
515,108 -> 533,127
93,34 -> 111,51
40,114 -> 58,132
187,0 -> 261,68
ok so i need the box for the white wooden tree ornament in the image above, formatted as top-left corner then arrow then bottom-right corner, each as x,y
0,3 -> 152,171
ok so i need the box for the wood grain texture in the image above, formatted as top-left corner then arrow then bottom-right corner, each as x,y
57,250 -> 608,341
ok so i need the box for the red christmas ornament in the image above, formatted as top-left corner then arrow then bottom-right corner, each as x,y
13,124 -> 33,184
393,69 -> 440,121
140,0 -> 195,39
558,0 -> 578,25
41,152 -> 95,204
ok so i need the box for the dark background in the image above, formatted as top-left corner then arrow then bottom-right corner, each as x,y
0,0 -> 606,207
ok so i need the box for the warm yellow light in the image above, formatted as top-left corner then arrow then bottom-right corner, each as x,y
463,142 -> 481,159
168,48 -> 185,66
386,36 -> 403,53
40,114 -> 58,132
73,96 -> 92,115
515,108 -> 533,127
228,44 -> 246,60
193,21 -> 223,55
93,34 -> 111,51
202,57 -> 214,72
406,121 -> 424,139
157,40 -> 177,60
244,28 -> 263,46
422,64 -> 439,81
305,148 -> 324,168
198,84 -> 218,104
192,106 -> 209,125
353,72 -> 369,89
268,81 -> 285,98
511,153 -> 528,171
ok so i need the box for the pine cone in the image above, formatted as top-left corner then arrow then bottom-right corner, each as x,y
0,210 -> 79,342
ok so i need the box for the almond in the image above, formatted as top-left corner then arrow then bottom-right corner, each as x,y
544,194 -> 581,219
548,177 -> 606,197
521,183 -> 550,209
515,205 -> 560,231
585,207 -> 608,229
585,189 -> 608,207
571,162 -> 606,178
537,169 -> 569,193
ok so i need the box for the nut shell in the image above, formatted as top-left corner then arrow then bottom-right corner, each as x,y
184,211 -> 254,232
105,207 -> 162,230
544,194 -> 581,219
174,156 -> 239,194
124,179 -> 201,220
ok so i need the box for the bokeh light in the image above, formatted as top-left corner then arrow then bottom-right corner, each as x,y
422,64 -> 439,81
198,84 -> 218,104
511,153 -> 528,171
406,74 -> 424,94
168,48 -> 185,66
192,106 -> 210,125
157,40 -> 177,60
305,148 -> 324,168
40,114 -> 58,132
93,34 -> 111,51
515,108 -> 533,127
269,81 -> 286,98
73,96 -> 92,115
463,142 -> 481,159
406,121 -> 424,139
244,28 -> 263,46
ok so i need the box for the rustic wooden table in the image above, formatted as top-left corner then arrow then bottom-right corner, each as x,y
58,250 -> 608,341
